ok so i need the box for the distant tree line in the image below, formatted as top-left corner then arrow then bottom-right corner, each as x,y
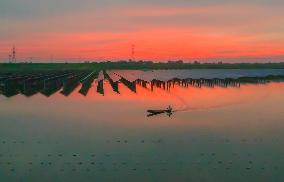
0,60 -> 284,72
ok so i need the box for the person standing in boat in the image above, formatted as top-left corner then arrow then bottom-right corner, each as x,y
166,105 -> 173,117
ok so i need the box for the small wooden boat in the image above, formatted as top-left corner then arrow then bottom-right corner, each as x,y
147,106 -> 173,117
147,110 -> 166,114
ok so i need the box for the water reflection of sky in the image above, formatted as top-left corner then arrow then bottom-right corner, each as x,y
114,69 -> 284,81
0,81 -> 284,182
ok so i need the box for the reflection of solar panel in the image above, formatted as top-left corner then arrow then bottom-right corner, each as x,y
97,79 -> 104,95
0,70 -> 283,98
104,71 -> 119,93
79,71 -> 98,96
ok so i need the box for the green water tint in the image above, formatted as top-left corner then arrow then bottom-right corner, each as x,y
0,71 -> 284,182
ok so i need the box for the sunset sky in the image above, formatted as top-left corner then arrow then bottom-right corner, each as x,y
0,0 -> 284,62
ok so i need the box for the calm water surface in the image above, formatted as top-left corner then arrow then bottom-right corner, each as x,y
0,70 -> 284,182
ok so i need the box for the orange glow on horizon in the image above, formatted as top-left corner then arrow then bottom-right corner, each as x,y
1,30 -> 284,61
1,4 -> 283,62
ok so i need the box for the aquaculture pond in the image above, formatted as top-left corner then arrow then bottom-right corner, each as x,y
0,69 -> 284,182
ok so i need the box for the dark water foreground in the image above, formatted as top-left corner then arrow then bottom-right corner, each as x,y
0,70 -> 284,182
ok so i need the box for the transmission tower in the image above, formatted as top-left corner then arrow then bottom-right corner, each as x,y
11,46 -> 16,63
131,44 -> 135,61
